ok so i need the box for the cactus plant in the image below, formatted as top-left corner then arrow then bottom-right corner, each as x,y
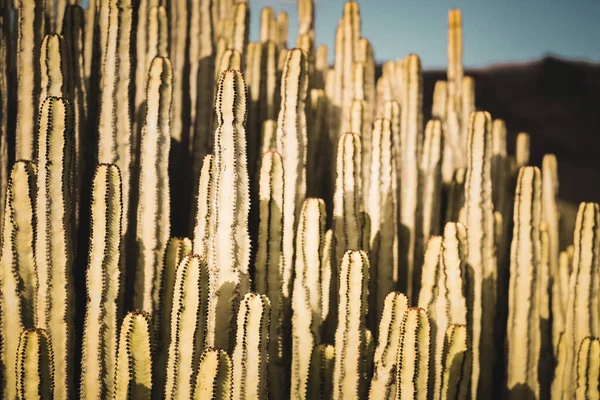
308,343 -> 335,399
575,337 -> 600,400
16,328 -> 54,400
192,348 -> 233,400
439,324 -> 471,400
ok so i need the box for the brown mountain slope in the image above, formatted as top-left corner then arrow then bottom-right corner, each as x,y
380,55 -> 600,205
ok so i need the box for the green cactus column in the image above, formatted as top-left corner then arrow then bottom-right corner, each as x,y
463,111 -> 496,398
232,293 -> 271,399
0,161 -> 37,399
192,348 -> 232,400
16,328 -> 54,400
134,56 -> 172,314
506,166 -> 542,398
80,164 -> 123,399
333,250 -> 369,400
114,310 -> 153,399
35,97 -> 75,400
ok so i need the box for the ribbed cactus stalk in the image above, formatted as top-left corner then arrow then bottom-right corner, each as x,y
395,307 -> 431,400
255,151 -> 285,398
207,70 -> 251,349
367,118 -> 399,322
516,132 -> 531,168
0,161 -> 37,399
80,164 -> 123,399
542,154 -> 559,309
134,56 -> 172,314
40,34 -> 69,111
418,119 -> 444,273
357,38 -> 376,117
261,119 -> 279,154
460,77 -> 475,144
232,293 -> 271,400
16,0 -> 44,160
464,111 -> 496,398
230,2 -> 249,56
114,310 -> 153,399
575,337 -> 600,400
306,89 -> 328,198
506,166 -> 542,397
447,9 -> 463,111
169,0 -> 189,157
155,236 -> 192,396
165,255 -> 212,399
399,54 -> 423,298
308,344 -> 335,399
216,49 -> 242,82
277,11 -> 289,48
299,0 -> 315,40
35,97 -> 74,400
336,2 -> 360,123
260,8 -> 277,43
16,328 -> 54,400
553,246 -> 573,353
276,49 -> 309,302
439,324 -> 471,400
321,228 -> 334,324
192,348 -> 232,400
431,80 -> 447,120
553,202 -> 600,398
491,119 -> 508,222
193,155 -> 216,259
97,0 -> 133,242
381,100 -> 401,175
315,45 -> 329,89
291,198 -> 327,400
370,292 -> 410,399
333,250 -> 369,400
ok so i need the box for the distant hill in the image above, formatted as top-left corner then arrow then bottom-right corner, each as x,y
379,55 -> 600,205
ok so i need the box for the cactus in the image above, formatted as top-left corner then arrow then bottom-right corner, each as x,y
553,246 -> 574,353
193,155 -> 216,259
277,11 -> 289,48
260,8 -> 277,43
192,348 -> 233,400
463,111 -> 496,398
164,255 -> 212,399
308,344 -> 335,399
40,34 -> 69,112
0,161 -> 37,399
506,166 -> 542,397
367,118 -> 399,323
447,9 -> 463,111
134,56 -> 172,314
254,150 -> 285,398
553,202 -> 600,397
114,310 -> 153,399
291,198 -> 327,399
395,307 -> 431,400
232,293 -> 271,400
575,337 -> 600,400
80,164 -> 123,399
439,324 -> 471,400
516,132 -> 531,168
333,250 -> 369,400
370,292 -> 410,399
16,328 -> 54,400
35,97 -> 75,400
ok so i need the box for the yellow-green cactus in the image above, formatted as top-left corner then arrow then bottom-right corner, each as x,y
552,246 -> 573,353
80,164 -> 123,399
277,11 -> 289,48
463,111 -> 496,398
0,161 -> 37,399
16,328 -> 54,400
395,307 -> 431,400
431,80 -> 448,120
333,250 -> 369,400
134,56 -> 172,314
165,255 -> 212,399
506,166 -> 542,397
114,310 -> 153,399
192,348 -> 233,400
370,292 -> 410,399
516,132 -> 531,169
232,293 -> 272,399
254,150 -> 285,398
260,7 -> 277,43
575,337 -> 600,400
35,97 -> 75,400
193,155 -> 216,259
291,198 -> 327,399
439,324 -> 471,400
40,34 -> 69,111
447,9 -> 463,112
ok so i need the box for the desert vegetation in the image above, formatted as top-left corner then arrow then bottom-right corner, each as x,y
0,0 -> 595,399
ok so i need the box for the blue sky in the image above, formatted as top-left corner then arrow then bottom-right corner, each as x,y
250,0 -> 600,68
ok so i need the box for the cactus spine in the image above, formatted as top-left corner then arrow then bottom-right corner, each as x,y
506,166 -> 542,397
396,307 -> 431,400
0,161 -> 37,399
575,337 -> 600,400
165,255 -> 212,399
291,198 -> 327,399
114,310 -> 153,399
35,97 -> 74,399
80,164 -> 123,399
232,293 -> 271,400
333,250 -> 369,400
134,56 -> 172,313
16,328 -> 54,400
193,348 -> 233,400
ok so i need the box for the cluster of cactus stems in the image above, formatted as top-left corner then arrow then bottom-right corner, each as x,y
0,1 -> 594,399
